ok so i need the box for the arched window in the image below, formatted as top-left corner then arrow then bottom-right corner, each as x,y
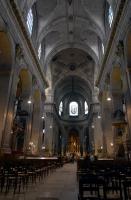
85,101 -> 88,115
38,44 -> 42,59
69,101 -> 78,116
59,101 -> 63,116
108,5 -> 113,28
102,43 -> 104,54
26,9 -> 33,35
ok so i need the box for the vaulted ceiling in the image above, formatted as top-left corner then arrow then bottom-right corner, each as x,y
35,0 -> 106,67
19,0 -> 114,106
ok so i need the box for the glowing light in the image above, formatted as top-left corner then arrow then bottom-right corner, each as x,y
107,97 -> 111,101
27,100 -> 32,104
100,146 -> 103,149
110,142 -> 114,147
43,129 -> 45,133
92,125 -> 95,129
98,115 -> 101,119
42,116 -> 45,119
50,125 -> 52,129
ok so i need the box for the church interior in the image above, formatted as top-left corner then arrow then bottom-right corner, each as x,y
0,0 -> 131,199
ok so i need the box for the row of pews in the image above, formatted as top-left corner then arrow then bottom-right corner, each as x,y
77,159 -> 131,200
0,156 -> 63,194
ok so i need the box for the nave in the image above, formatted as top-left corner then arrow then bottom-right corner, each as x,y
0,163 -> 77,200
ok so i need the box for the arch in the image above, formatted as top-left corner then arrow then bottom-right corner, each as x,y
54,75 -> 92,99
38,16 -> 104,43
44,43 -> 98,73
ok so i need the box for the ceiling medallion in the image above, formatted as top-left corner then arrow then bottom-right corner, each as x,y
69,64 -> 76,71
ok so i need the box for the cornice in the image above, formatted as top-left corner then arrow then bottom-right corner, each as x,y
96,0 -> 127,87
9,0 -> 49,88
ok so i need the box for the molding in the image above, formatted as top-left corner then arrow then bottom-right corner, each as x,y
96,0 -> 127,86
9,0 -> 49,88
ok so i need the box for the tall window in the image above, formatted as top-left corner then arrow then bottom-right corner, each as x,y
59,101 -> 63,116
102,43 -> 104,54
108,6 -> 113,28
38,44 -> 42,59
27,9 -> 33,35
85,101 -> 88,115
69,101 -> 78,116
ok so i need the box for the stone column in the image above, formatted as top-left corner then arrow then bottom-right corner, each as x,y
44,102 -> 54,156
0,67 -> 15,154
101,91 -> 114,158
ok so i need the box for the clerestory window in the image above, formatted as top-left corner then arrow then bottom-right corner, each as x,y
69,101 -> 78,116
108,6 -> 113,28
85,101 -> 88,115
38,44 -> 42,59
59,101 -> 63,116
102,43 -> 104,54
27,9 -> 33,35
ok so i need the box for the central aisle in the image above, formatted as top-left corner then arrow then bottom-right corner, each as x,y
27,162 -> 78,200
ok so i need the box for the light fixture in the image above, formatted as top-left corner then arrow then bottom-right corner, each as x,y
106,86 -> 112,101
43,129 -> 45,133
110,142 -> 114,147
100,146 -> 103,149
98,115 -> 101,119
107,97 -> 111,101
41,116 -> 45,119
27,100 -> 32,104
50,125 -> 52,129
91,124 -> 95,129
42,146 -> 45,150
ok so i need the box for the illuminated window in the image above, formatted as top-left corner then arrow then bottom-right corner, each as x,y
85,101 -> 88,115
26,9 -> 33,35
69,101 -> 78,116
108,6 -> 113,28
59,101 -> 63,116
102,43 -> 104,54
38,44 -> 42,59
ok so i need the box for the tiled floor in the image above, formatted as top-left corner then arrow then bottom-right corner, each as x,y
0,162 -> 78,200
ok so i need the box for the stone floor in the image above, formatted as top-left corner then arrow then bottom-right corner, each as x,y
0,162 -> 78,200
